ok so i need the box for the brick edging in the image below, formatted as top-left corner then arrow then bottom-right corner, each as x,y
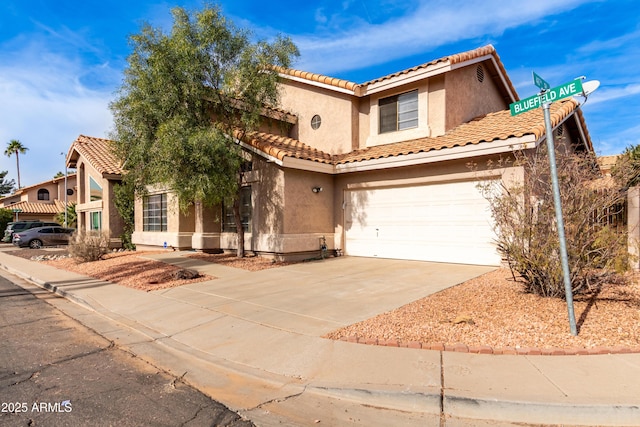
337,336 -> 640,355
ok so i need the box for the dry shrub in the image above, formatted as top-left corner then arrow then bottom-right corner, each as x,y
69,230 -> 111,262
477,146 -> 631,298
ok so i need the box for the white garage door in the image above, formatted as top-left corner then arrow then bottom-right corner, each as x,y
344,181 -> 499,266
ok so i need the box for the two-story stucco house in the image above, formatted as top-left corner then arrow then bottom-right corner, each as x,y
66,135 -> 126,247
0,173 -> 77,223
131,45 -> 595,266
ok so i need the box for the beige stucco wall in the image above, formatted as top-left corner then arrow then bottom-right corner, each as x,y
216,157 -> 336,259
283,169 -> 334,233
278,80 -> 355,155
192,202 -> 222,251
15,176 -> 78,205
427,75 -> 446,137
445,63 -> 508,132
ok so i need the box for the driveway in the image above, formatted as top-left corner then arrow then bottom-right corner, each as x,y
151,255 -> 496,336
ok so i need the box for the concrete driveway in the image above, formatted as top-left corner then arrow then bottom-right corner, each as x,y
151,255 -> 496,336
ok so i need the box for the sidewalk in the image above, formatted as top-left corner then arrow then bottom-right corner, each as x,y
1,249 -> 639,426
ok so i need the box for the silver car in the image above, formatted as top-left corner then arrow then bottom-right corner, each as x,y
12,226 -> 75,249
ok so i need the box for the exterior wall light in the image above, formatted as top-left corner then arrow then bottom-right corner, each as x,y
312,186 -> 323,193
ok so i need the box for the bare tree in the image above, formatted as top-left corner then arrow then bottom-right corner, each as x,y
477,146 -> 630,298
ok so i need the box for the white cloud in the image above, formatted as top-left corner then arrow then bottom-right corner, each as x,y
0,44 -> 114,187
292,0 -> 598,75
586,83 -> 640,105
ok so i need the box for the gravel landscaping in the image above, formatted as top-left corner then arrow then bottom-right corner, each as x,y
325,268 -> 640,353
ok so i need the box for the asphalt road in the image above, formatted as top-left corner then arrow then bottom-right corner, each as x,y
0,270 -> 255,427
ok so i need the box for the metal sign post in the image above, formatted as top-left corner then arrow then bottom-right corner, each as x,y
510,72 -> 586,336
541,96 -> 578,336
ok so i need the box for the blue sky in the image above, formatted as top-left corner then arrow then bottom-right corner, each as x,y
1,0 -> 639,187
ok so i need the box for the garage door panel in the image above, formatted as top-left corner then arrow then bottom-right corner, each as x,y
345,181 -> 499,266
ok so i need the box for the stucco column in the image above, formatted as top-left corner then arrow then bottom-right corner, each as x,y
191,201 -> 221,252
628,186 -> 640,270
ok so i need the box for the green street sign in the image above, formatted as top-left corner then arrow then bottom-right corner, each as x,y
533,71 -> 550,90
510,93 -> 543,116
544,78 -> 583,103
510,78 -> 584,116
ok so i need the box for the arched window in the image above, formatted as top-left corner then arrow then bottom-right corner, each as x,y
37,189 -> 50,201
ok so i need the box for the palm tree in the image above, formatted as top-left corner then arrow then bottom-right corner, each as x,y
4,139 -> 28,188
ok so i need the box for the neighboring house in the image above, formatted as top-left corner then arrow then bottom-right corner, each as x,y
66,135 -> 125,247
0,173 -> 77,223
596,154 -> 640,269
597,155 -> 619,177
131,45 -> 600,266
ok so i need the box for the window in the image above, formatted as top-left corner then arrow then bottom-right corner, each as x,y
311,114 -> 322,130
90,177 -> 103,201
143,194 -> 167,232
379,90 -> 418,133
37,189 -> 50,200
222,186 -> 252,232
90,212 -> 102,230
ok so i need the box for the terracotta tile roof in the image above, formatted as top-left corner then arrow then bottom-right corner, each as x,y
67,135 -> 123,176
243,100 -> 583,166
275,67 -> 360,92
277,45 -> 517,101
243,132 -> 334,164
363,45 -> 495,85
5,200 -> 66,215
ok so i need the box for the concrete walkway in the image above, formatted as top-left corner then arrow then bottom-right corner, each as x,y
1,249 -> 639,426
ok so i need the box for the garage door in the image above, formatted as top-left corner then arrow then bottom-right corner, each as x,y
344,181 -> 499,266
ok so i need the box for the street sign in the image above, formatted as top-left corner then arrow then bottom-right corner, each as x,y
510,78 -> 584,116
510,93 -> 542,116
533,71 -> 550,90
543,78 -> 583,103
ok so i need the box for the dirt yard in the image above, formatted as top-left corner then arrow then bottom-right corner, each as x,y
7,248 -> 640,352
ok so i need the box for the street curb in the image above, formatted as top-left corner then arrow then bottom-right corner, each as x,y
337,335 -> 640,356
444,395 -> 640,426
0,261 -> 94,308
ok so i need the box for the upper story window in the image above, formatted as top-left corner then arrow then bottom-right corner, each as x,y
89,176 -> 102,201
379,90 -> 418,134
37,189 -> 50,200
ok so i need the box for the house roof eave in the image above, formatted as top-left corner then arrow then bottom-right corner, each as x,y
334,135 -> 537,174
